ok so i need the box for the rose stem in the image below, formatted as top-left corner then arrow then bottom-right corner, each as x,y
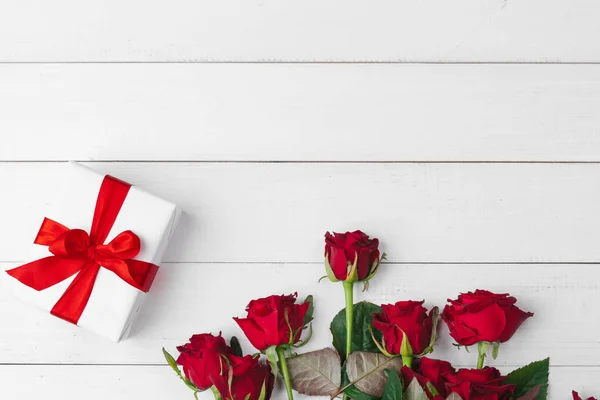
343,281 -> 354,400
476,342 -> 489,369
343,281 -> 354,358
476,352 -> 485,369
276,346 -> 294,400
401,355 -> 413,369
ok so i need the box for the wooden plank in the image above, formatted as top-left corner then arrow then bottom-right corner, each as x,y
1,162 -> 600,263
2,365 -> 598,400
1,1 -> 599,62
2,64 -> 600,161
0,263 -> 598,366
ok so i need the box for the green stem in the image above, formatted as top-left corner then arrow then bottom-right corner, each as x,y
476,352 -> 485,369
343,281 -> 354,400
476,341 -> 489,369
277,346 -> 294,400
401,355 -> 413,369
343,281 -> 354,358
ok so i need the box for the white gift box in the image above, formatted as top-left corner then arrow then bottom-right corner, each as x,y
3,162 -> 180,342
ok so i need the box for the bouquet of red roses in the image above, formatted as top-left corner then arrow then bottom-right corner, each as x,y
163,230 -> 580,400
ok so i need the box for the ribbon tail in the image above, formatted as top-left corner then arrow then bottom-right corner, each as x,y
50,262 -> 101,325
34,217 -> 70,246
6,257 -> 87,291
102,259 -> 159,293
126,259 -> 159,292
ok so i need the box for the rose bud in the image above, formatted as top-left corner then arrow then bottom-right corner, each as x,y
372,300 -> 439,366
445,367 -> 515,400
574,391 -> 598,400
401,357 -> 455,398
442,290 -> 533,368
174,333 -> 232,391
324,230 -> 381,284
211,354 -> 275,400
442,290 -> 533,347
235,293 -> 312,400
234,293 -> 310,351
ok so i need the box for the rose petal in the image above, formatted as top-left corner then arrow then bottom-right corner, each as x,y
328,246 -> 349,280
234,317 -> 268,351
496,305 -> 534,343
452,302 -> 507,343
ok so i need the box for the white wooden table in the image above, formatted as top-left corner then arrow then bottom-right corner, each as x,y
1,1 -> 600,399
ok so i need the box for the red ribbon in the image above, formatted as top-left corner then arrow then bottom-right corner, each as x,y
6,175 -> 159,325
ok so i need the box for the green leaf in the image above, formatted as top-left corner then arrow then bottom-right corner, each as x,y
341,364 -> 379,400
303,295 -> 314,326
345,385 -> 380,400
517,385 -> 542,400
230,336 -> 243,357
286,347 -> 341,396
381,369 -> 403,400
403,377 -> 428,400
346,351 -> 404,397
505,358 -> 550,400
330,301 -> 383,362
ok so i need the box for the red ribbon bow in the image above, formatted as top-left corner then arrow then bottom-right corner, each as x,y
7,175 -> 159,325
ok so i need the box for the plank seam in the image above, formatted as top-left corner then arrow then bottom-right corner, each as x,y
3,161 -> 600,164
2,61 -> 600,65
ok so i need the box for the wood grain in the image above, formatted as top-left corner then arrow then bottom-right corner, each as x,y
2,64 -> 600,161
1,1 -> 600,62
1,263 -> 598,366
2,162 -> 600,263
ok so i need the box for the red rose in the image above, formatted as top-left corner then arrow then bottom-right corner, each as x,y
176,333 -> 232,391
325,230 -> 380,281
234,293 -> 310,351
574,391 -> 598,400
401,357 -> 455,398
445,367 -> 515,400
441,290 -> 533,346
372,300 -> 437,355
212,354 -> 275,400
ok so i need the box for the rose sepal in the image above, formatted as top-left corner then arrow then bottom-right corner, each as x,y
400,330 -> 414,368
345,253 -> 359,283
417,306 -> 440,357
257,379 -> 268,400
368,324 -> 396,358
492,341 -> 500,359
323,254 -> 340,283
360,252 -> 386,291
265,345 -> 279,377
292,323 -> 313,349
162,347 -> 204,397
210,387 -> 223,400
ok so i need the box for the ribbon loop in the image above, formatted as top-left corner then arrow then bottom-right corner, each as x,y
6,175 -> 159,325
95,230 -> 141,262
48,229 -> 90,258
